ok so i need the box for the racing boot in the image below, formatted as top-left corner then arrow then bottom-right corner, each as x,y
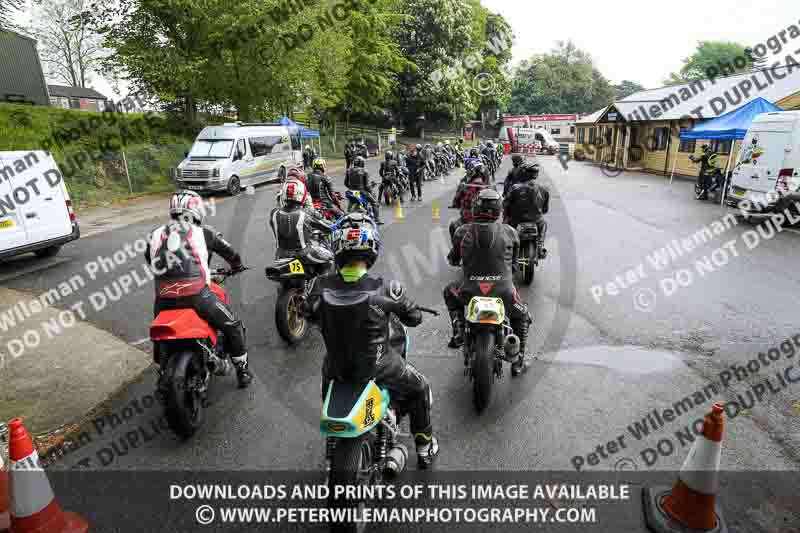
232,353 -> 253,389
447,310 -> 464,349
414,432 -> 440,469
510,318 -> 530,377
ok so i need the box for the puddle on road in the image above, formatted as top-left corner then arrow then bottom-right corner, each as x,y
551,345 -> 684,374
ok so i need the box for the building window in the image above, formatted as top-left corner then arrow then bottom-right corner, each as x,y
678,129 -> 696,153
69,97 -> 81,109
589,127 -> 597,144
578,128 -> 585,143
605,128 -> 613,145
710,140 -> 732,154
551,128 -> 561,135
570,126 -> 575,134
652,127 -> 669,151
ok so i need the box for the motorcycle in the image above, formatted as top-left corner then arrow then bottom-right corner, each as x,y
381,171 -> 403,206
266,252 -> 332,345
314,192 -> 346,222
344,189 -> 380,223
320,308 -> 438,533
515,223 -> 544,286
461,294 -> 519,412
689,155 -> 727,201
149,267 -> 246,438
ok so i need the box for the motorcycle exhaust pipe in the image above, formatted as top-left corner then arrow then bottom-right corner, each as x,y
383,444 -> 408,478
504,334 -> 520,358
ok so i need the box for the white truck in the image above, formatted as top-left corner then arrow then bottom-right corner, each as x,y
176,123 -> 302,195
726,111 -> 800,215
0,151 -> 80,260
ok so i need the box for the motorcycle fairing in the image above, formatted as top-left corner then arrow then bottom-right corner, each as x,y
150,309 -> 218,345
320,380 -> 390,438
466,296 -> 505,325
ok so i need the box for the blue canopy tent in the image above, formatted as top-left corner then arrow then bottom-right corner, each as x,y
670,97 -> 783,203
279,117 -> 322,154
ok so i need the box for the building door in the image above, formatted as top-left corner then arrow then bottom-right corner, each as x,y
629,127 -> 642,163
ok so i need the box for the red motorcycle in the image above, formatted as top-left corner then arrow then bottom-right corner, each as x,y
149,268 -> 245,438
312,192 -> 345,222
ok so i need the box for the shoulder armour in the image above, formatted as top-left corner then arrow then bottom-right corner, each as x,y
387,280 -> 405,301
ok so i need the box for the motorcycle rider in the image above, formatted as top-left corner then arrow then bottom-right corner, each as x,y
422,144 -> 436,178
344,141 -> 355,170
344,156 -> 382,223
146,191 -> 252,388
302,214 -> 440,468
303,145 -> 316,170
276,168 -> 313,209
465,147 -> 482,173
379,150 -> 403,204
269,179 -> 334,266
689,144 -> 720,197
444,189 -> 532,377
449,162 -> 490,242
503,163 -> 549,259
406,144 -> 425,201
306,159 -> 344,219
503,154 -> 526,196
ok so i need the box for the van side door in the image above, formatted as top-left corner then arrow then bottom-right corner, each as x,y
17,153 -> 73,244
231,137 -> 255,186
0,154 -> 30,252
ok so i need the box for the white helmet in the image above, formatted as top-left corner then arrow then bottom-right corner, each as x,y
444,140 -> 450,145
281,178 -> 307,206
169,190 -> 205,224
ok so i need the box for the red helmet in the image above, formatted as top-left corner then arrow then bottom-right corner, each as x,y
287,168 -> 306,183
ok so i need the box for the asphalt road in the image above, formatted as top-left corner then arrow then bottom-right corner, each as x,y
2,155 -> 800,530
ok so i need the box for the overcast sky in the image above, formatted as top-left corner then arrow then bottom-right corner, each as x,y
484,0 -> 799,89
11,0 -> 800,98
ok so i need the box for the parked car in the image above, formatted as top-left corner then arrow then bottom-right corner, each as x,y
176,123 -> 302,195
726,111 -> 800,216
0,151 -> 80,261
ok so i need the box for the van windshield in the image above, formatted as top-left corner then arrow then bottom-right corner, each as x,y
189,139 -> 234,159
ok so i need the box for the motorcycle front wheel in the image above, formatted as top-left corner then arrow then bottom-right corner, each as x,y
275,287 -> 309,345
472,330 -> 496,413
164,350 -> 207,438
328,436 -> 374,533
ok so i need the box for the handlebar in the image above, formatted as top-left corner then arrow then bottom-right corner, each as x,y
418,306 -> 440,316
211,266 -> 249,277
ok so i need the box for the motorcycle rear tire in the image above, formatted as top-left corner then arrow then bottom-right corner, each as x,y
164,350 -> 206,439
521,240 -> 535,286
472,330 -> 496,413
275,287 -> 309,345
328,436 -> 374,533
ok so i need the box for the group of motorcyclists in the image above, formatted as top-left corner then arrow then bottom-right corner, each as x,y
145,138 -> 548,472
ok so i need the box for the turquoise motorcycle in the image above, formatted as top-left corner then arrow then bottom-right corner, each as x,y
320,308 -> 437,533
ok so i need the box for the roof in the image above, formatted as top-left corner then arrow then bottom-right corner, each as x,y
47,84 -> 108,100
0,30 -> 50,105
575,106 -> 609,125
611,65 -> 800,122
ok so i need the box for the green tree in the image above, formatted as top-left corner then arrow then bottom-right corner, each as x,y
508,41 -> 614,115
665,41 -> 762,85
614,80 -> 645,100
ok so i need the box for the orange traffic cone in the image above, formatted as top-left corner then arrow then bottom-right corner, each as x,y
643,404 -> 727,533
7,418 -> 88,533
1,452 -> 9,532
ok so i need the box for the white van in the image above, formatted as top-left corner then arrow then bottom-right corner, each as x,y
726,111 -> 800,214
176,123 -> 302,195
501,127 -> 560,154
0,151 -> 79,260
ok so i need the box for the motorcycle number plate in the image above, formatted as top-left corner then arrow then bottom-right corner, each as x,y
289,259 -> 305,274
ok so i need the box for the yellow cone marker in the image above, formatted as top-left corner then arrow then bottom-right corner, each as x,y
395,198 -> 404,220
432,202 -> 440,222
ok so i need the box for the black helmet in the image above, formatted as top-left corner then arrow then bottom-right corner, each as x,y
472,189 -> 502,222
469,147 -> 479,157
512,154 -> 523,166
415,144 -> 422,150
520,162 -> 540,181
354,156 -> 366,168
470,162 -> 488,182
385,151 -> 394,161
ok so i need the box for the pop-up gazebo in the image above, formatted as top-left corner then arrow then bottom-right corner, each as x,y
670,97 -> 783,203
279,117 -> 323,155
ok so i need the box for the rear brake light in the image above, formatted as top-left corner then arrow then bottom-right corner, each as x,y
776,168 -> 794,194
65,199 -> 76,222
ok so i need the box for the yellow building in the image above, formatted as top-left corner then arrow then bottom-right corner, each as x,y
575,65 -> 800,178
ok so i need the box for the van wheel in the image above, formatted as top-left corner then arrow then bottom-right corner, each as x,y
227,177 -> 241,196
34,245 -> 62,258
